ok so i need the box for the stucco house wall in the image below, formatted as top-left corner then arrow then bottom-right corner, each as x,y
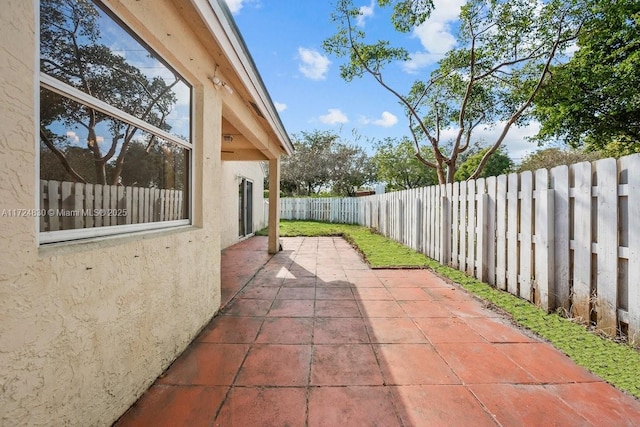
0,1 -> 290,425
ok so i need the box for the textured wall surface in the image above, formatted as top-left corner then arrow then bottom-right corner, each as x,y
0,0 -> 262,425
220,161 -> 267,249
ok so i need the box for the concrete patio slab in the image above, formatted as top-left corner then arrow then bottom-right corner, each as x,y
115,236 -> 640,426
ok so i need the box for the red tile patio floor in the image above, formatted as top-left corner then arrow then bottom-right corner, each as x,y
115,236 -> 640,426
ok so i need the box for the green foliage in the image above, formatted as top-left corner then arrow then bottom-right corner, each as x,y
454,148 -> 513,181
260,219 -> 640,398
532,0 -> 640,148
280,130 -> 375,197
40,0 -> 182,185
517,148 -> 603,172
325,0 -> 586,183
372,138 -> 438,190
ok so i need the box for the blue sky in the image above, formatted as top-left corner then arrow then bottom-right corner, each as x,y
224,0 -> 542,162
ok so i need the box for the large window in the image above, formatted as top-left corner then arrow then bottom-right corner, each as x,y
39,0 -> 191,243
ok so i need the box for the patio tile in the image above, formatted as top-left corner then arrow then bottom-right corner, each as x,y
413,317 -> 487,343
352,287 -> 394,300
464,316 -> 539,343
374,344 -> 460,385
221,298 -> 272,317
315,287 -> 354,300
276,287 -> 316,300
255,317 -> 314,344
215,387 -> 307,427
311,344 -> 383,385
313,317 -> 370,344
434,342 -> 535,384
115,384 -> 226,427
547,382 -> 640,426
398,300 -> 453,318
470,383 -> 590,426
267,299 -> 315,317
308,386 -> 401,427
366,318 -> 428,343
237,286 -> 279,300
281,276 -> 316,287
119,236 -> 640,426
391,385 -> 497,427
496,342 -> 602,383
357,300 -> 407,317
157,343 -> 248,386
197,316 -> 263,344
235,344 -> 311,386
349,276 -> 386,288
315,299 -> 361,317
386,287 -> 433,301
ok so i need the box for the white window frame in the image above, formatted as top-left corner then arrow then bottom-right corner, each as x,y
38,1 -> 193,245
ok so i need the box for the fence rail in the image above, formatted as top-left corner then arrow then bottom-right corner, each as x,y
40,179 -> 184,231
281,153 -> 640,341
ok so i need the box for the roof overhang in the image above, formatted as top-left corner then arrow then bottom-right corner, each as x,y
188,0 -> 294,158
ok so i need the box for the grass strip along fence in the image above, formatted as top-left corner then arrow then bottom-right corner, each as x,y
258,220 -> 640,399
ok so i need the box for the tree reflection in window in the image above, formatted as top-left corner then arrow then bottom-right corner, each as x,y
39,0 -> 191,187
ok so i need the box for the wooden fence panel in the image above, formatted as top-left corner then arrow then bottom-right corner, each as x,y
534,169 -> 554,310
486,177 -> 497,286
625,155 -> 640,342
459,181 -> 468,273
507,173 -> 519,295
451,182 -> 460,269
595,158 -> 619,335
572,161 -> 592,322
551,166 -> 570,311
519,171 -> 533,300
496,175 -> 507,290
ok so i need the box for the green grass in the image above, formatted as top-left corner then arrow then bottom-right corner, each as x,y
257,220 -> 640,399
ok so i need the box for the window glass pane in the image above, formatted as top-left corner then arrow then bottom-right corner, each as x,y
40,0 -> 191,142
40,88 -> 188,231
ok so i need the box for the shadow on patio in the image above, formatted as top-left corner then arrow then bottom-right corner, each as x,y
115,236 -> 640,426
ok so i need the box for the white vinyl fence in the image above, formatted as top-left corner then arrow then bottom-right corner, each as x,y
40,179 -> 184,231
281,154 -> 640,341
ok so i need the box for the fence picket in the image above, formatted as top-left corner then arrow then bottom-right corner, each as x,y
496,175 -> 507,290
595,158 -> 618,335
519,171 -> 533,300
507,173 -> 519,295
550,166 -> 570,312
572,161 -> 592,322
625,155 -> 640,343
534,170 -> 554,310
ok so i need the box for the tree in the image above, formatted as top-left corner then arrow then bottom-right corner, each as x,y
40,0 -> 181,185
280,130 -> 374,196
517,148 -> 602,172
532,0 -> 640,150
372,137 -> 438,190
330,143 -> 376,196
454,147 -> 513,181
324,0 -> 586,183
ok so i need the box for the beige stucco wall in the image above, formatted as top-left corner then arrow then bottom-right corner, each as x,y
220,161 -> 267,248
0,1 -> 255,425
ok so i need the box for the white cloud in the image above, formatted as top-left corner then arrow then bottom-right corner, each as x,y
319,108 -> 349,125
274,102 -> 287,112
356,0 -> 375,26
402,0 -> 465,72
439,121 -> 542,162
298,48 -> 331,80
224,0 -> 244,14
361,111 -> 398,127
